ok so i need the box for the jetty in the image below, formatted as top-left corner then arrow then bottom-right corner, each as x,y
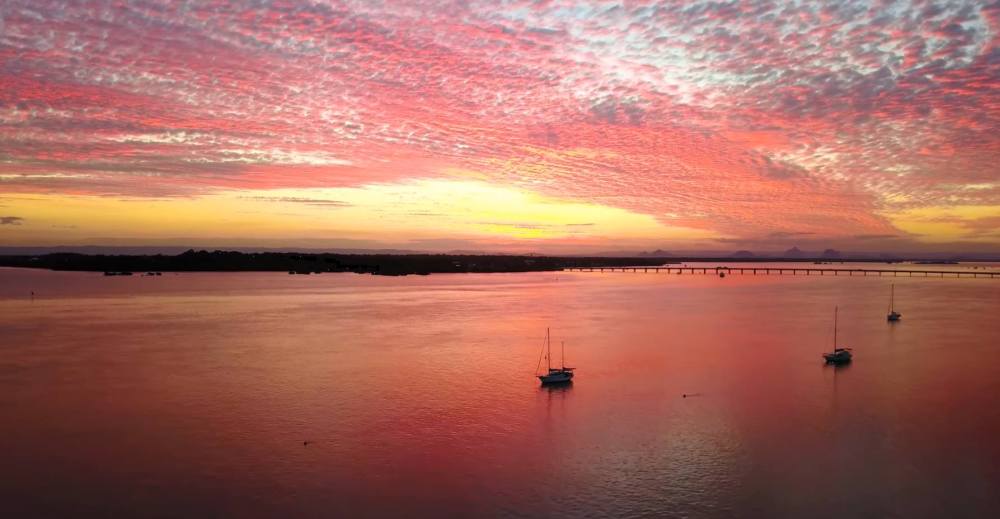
563,266 -> 998,279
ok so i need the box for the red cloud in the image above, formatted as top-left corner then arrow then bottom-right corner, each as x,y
0,0 -> 997,244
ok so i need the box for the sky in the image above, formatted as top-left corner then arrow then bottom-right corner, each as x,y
1,0 -> 998,254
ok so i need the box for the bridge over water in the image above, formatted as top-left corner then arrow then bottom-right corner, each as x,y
563,266 -> 999,279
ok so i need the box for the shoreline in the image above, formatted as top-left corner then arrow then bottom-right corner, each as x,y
0,251 -> 993,276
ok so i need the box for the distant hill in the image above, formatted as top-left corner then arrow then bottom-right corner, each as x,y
3,246 -> 997,262
784,246 -> 804,258
0,250 -> 672,276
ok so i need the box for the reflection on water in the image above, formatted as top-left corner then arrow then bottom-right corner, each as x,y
539,382 -> 573,418
1,266 -> 999,517
539,381 -> 574,393
829,361 -> 852,372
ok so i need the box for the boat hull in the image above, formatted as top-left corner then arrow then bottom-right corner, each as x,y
887,312 -> 901,321
823,353 -> 852,364
538,372 -> 574,384
823,348 -> 853,364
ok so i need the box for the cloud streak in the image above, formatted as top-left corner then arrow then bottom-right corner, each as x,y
0,0 -> 998,248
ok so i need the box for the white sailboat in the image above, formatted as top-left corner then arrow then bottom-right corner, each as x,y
823,306 -> 853,364
887,284 -> 901,322
537,328 -> 575,385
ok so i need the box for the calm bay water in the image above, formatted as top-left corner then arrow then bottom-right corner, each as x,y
1,265 -> 999,518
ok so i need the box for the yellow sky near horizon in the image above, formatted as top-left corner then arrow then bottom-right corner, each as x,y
0,180 -> 719,250
3,179 -> 998,253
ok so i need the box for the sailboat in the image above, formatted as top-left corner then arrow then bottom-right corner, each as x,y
823,306 -> 853,364
887,284 -> 901,322
537,328 -> 575,385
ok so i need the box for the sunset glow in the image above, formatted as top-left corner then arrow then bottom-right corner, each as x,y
1,0 -> 998,252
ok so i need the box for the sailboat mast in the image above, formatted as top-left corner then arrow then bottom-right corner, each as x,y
833,306 -> 838,349
546,327 -> 551,371
561,341 -> 565,370
890,284 -> 895,312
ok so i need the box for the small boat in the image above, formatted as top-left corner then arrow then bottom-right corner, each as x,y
887,284 -> 901,322
823,306 -> 853,364
824,348 -> 852,364
537,328 -> 575,385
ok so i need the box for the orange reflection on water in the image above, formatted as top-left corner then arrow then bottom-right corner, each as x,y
1,266 -> 999,516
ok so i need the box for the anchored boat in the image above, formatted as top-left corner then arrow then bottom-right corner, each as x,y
887,284 -> 901,322
823,306 -> 853,364
536,328 -> 575,385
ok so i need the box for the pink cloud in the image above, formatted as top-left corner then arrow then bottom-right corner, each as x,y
0,0 -> 997,246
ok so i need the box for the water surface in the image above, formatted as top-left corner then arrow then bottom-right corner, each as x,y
1,266 -> 999,517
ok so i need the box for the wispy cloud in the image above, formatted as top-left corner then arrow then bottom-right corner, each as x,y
0,0 -> 997,248
239,196 -> 351,207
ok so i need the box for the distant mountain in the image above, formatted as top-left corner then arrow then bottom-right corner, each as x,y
731,250 -> 755,258
639,249 -> 673,257
446,249 -> 509,255
784,246 -> 804,258
821,248 -> 841,259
